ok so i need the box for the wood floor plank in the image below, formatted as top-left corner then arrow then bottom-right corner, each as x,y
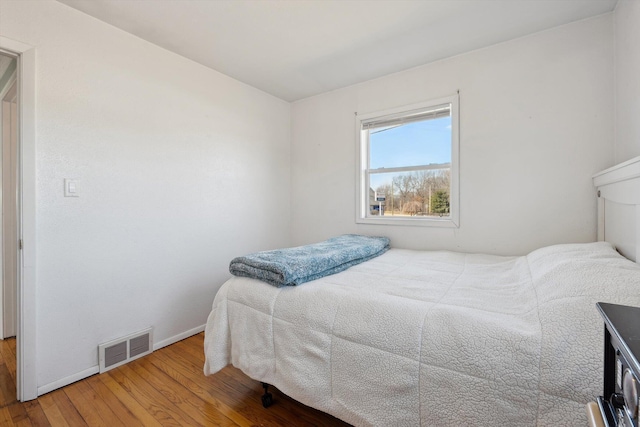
0,405 -> 15,426
63,381 -> 116,427
108,365 -> 189,426
97,371 -> 163,427
130,357 -> 239,427
22,401 -> 51,427
47,389 -> 88,427
180,336 -> 207,361
73,379 -> 126,426
37,394 -> 71,427
0,338 -> 17,385
146,352 -> 255,427
119,362 -> 211,427
85,375 -> 142,427
7,401 -> 32,426
0,338 -> 17,415
0,361 -> 17,407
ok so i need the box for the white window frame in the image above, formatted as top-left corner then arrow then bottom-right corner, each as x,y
356,94 -> 459,227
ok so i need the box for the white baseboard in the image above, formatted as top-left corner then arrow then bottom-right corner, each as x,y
37,365 -> 99,396
154,324 -> 205,350
36,324 -> 206,396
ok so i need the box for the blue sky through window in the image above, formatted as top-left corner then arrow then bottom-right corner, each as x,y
369,116 -> 451,189
370,116 -> 451,168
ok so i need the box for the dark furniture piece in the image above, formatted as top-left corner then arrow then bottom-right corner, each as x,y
592,302 -> 640,427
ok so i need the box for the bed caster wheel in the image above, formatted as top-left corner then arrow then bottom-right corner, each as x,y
261,392 -> 273,408
260,382 -> 273,408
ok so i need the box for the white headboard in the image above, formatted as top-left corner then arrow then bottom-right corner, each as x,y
593,156 -> 640,262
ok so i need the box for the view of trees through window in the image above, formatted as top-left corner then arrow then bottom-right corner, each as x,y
370,168 -> 450,217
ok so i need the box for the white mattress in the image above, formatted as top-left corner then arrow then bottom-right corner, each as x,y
204,242 -> 640,426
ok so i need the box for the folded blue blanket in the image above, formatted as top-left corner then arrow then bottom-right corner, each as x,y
229,234 -> 391,287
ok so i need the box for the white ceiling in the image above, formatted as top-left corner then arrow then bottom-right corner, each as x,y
57,0 -> 618,102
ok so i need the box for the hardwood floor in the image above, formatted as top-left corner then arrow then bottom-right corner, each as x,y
0,333 -> 350,426
0,337 -> 17,409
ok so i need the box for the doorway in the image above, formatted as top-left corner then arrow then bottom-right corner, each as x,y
0,51 -> 18,407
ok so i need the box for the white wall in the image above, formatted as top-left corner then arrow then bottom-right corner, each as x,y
614,0 -> 640,163
0,0 -> 622,396
291,15 -> 614,255
0,0 -> 291,392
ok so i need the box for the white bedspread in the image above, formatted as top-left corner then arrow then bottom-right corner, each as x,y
204,242 -> 640,426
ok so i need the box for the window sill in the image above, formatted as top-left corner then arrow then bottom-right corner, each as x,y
356,216 -> 459,228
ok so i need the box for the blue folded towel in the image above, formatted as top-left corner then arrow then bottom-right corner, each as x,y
229,234 -> 391,287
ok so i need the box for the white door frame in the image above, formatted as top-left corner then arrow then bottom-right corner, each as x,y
0,72 -> 16,340
0,36 -> 37,401
1,76 -> 18,340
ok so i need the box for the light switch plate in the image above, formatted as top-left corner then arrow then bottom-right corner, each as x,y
64,179 -> 79,197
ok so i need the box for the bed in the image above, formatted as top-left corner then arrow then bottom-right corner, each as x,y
203,157 -> 640,426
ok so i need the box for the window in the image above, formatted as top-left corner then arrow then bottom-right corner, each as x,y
356,94 -> 459,227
